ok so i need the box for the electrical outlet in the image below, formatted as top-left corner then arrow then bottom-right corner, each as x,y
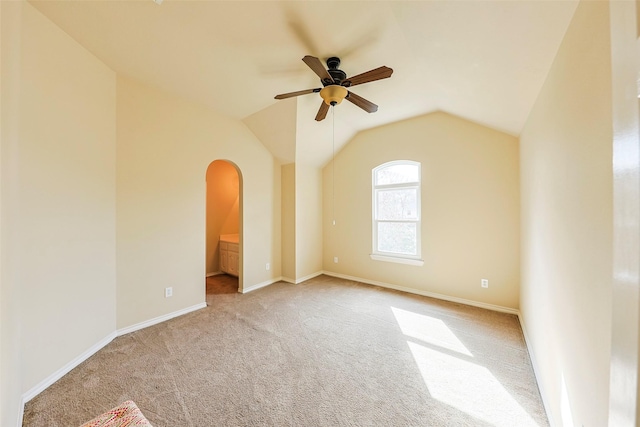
333,256 -> 338,263
266,263 -> 270,271
165,287 -> 173,298
481,279 -> 489,288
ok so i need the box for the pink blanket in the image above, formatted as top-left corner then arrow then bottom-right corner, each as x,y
79,400 -> 152,427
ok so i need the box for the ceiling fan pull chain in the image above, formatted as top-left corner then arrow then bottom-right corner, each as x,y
332,105 -> 336,226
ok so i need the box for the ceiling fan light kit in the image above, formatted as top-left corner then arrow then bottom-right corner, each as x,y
320,85 -> 348,106
274,55 -> 393,121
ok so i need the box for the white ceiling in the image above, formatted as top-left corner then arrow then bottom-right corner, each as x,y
30,0 -> 578,166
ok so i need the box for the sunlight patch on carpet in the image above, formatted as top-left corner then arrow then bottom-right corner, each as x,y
391,306 -> 472,356
392,306 -> 539,426
407,339 -> 539,426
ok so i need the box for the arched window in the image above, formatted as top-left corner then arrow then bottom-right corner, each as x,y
371,160 -> 423,265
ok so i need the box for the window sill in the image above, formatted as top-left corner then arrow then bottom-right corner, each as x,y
370,254 -> 424,266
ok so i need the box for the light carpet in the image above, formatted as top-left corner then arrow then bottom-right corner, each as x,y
23,274 -> 548,426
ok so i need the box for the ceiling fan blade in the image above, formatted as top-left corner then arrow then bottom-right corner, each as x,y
288,20 -> 320,57
274,88 -> 321,100
346,91 -> 378,113
343,66 -> 393,87
302,56 -> 334,83
315,102 -> 330,121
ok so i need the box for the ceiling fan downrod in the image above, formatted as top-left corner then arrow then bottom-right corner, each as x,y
325,57 -> 347,86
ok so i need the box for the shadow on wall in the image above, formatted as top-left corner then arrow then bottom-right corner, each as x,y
205,160 -> 241,279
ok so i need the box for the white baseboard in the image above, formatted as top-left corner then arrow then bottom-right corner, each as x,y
518,313 -> 555,426
20,302 -> 208,416
18,396 -> 25,427
295,271 -> 323,284
242,277 -> 284,293
243,271 -> 323,291
21,331 -> 117,404
280,271 -> 323,285
321,270 -> 519,315
117,302 -> 207,336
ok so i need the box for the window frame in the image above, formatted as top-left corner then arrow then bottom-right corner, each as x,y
371,160 -> 424,266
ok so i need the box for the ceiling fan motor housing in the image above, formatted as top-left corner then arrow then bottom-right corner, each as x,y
325,57 -> 347,85
326,57 -> 341,69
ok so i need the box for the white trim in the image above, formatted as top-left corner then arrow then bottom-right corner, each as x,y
518,313 -> 555,426
18,397 -> 25,427
372,160 -> 422,262
321,270 -> 519,315
370,254 -> 424,266
116,302 -> 207,337
241,277 -> 281,294
244,272 -> 324,291
206,271 -> 223,277
294,271 -> 323,284
21,331 -> 117,404
280,272 -> 324,285
20,302 -> 208,414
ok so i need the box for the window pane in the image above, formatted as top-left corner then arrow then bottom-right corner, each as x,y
375,164 -> 419,185
377,222 -> 417,255
376,188 -> 418,220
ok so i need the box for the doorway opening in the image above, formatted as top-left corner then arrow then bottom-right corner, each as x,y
205,160 -> 242,298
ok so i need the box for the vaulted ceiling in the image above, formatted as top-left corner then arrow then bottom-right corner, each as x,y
30,0 -> 578,166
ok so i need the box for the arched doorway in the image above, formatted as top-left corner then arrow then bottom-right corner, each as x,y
205,160 -> 242,296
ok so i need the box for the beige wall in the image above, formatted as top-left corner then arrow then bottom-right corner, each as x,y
0,5 -> 283,419
0,2 -> 629,426
323,111 -> 520,309
17,1 -> 117,394
1,2 -> 24,425
295,163 -> 323,281
205,160 -> 240,275
116,75 -> 280,327
270,158 -> 282,282
281,163 -> 296,281
243,100 -> 297,164
519,2 -> 613,426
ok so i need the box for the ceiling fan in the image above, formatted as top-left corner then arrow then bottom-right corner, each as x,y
274,56 -> 393,121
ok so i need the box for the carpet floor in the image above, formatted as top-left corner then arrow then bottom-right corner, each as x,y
23,275 -> 548,426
